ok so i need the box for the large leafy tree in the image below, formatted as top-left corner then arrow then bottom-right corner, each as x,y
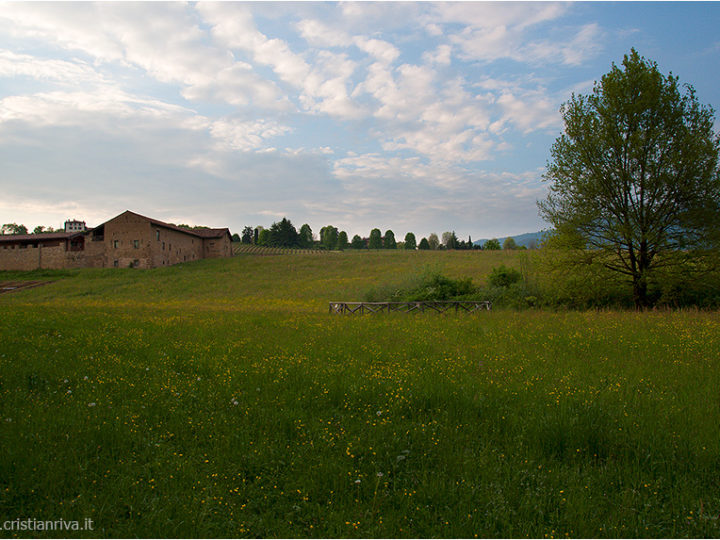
268,217 -> 299,247
299,224 -> 314,248
539,49 -> 720,308
351,234 -> 365,249
404,232 -> 417,250
2,223 -> 28,235
320,226 -> 339,250
368,228 -> 382,249
337,231 -> 348,250
241,226 -> 254,244
383,230 -> 396,249
483,238 -> 500,251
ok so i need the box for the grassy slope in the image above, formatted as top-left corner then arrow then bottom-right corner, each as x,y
1,251 -> 719,538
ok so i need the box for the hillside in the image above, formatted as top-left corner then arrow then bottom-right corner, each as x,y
1,251 -> 719,538
473,230 -> 548,248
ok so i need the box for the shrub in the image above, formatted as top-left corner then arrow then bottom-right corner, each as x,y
488,265 -> 522,288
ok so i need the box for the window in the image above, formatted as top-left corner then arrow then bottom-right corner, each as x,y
133,240 -> 140,249
113,240 -> 119,249
162,241 -> 165,250
133,259 -> 139,267
113,260 -> 119,267
156,230 -> 160,241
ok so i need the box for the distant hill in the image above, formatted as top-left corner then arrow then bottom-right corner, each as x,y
473,230 -> 549,249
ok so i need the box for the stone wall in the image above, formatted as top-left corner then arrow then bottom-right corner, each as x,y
0,211 -> 233,271
0,239 -> 105,271
203,235 -> 233,259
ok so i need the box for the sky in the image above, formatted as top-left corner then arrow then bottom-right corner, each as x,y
1,2 -> 719,241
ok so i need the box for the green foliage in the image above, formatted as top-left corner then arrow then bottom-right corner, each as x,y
502,237 -> 518,250
418,237 -> 430,250
383,230 -> 396,249
350,234 -> 365,249
320,226 -> 339,250
298,224 -> 313,248
404,232 -> 417,250
2,252 -> 720,538
427,233 -> 439,250
483,238 -> 501,250
442,231 -> 458,249
257,228 -> 270,246
2,223 -> 28,235
488,264 -> 522,287
368,228 -> 382,249
539,49 -> 720,308
364,267 -> 476,302
337,231 -> 348,250
268,217 -> 299,248
241,226 -> 254,244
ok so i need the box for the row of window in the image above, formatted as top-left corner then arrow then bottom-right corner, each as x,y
113,240 -> 141,249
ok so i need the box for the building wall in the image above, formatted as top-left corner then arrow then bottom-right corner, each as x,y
0,212 -> 232,271
0,239 -> 105,271
0,243 -> 62,271
203,234 -> 233,258
148,225 -> 204,268
104,212 -> 155,268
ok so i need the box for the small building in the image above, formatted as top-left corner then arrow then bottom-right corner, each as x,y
0,210 -> 234,271
64,219 -> 86,232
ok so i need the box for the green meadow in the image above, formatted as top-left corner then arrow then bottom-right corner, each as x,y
1,250 -> 719,538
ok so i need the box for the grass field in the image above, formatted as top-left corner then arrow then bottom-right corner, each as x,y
1,250 -> 719,538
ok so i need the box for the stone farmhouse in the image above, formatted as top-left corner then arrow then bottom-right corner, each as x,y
0,210 -> 233,271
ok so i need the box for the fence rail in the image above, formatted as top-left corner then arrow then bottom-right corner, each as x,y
329,300 -> 491,314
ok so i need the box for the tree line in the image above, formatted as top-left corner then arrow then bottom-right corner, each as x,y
237,218 -> 526,251
1,223 -> 56,235
2,219 -> 525,252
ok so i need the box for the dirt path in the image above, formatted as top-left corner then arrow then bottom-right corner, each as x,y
0,281 -> 53,294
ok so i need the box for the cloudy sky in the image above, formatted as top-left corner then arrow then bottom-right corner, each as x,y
1,2 -> 719,240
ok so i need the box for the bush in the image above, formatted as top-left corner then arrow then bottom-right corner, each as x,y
488,265 -> 522,288
363,269 -> 477,302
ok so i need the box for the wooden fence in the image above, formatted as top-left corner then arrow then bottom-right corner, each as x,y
329,300 -> 491,314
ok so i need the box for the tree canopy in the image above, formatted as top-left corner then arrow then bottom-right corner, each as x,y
320,226 -> 339,250
351,234 -> 365,249
299,224 -> 313,248
241,226 -> 254,244
268,218 -> 299,247
2,223 -> 28,235
337,231 -> 348,250
483,238 -> 501,250
404,232 -> 417,250
368,228 -> 382,249
539,49 -> 720,308
502,237 -> 518,250
383,230 -> 396,249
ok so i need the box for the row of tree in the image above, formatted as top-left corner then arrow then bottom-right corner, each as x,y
238,218 -> 526,251
2,219 -> 524,251
1,223 -> 57,235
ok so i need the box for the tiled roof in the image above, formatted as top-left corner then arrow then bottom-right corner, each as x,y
112,211 -> 230,239
0,232 -> 82,243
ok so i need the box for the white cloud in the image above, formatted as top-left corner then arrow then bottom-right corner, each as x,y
0,2 -> 288,111
353,37 -> 400,65
297,18 -> 352,48
0,50 -> 104,84
4,1 -> 686,239
207,118 -> 291,152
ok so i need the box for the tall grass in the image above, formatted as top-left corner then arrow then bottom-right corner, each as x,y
1,251 -> 719,537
